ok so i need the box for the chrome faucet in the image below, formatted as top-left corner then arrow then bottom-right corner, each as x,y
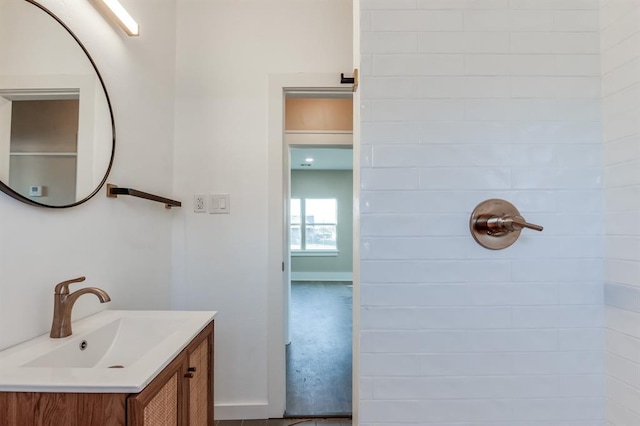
50,276 -> 111,338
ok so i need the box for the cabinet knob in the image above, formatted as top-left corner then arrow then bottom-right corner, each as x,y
188,367 -> 197,372
184,373 -> 194,379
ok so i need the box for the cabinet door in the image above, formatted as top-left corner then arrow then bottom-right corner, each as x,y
186,323 -> 214,426
128,353 -> 187,426
0,392 -> 127,426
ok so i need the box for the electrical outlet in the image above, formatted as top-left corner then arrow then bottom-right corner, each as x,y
194,195 -> 206,213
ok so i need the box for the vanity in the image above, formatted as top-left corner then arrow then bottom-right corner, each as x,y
0,310 -> 216,425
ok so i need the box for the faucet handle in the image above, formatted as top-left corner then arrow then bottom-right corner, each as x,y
511,215 -> 543,232
470,199 -> 544,250
54,276 -> 86,295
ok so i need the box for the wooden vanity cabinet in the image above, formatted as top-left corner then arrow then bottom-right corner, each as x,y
0,321 -> 214,426
185,327 -> 214,426
127,349 -> 186,426
128,321 -> 214,426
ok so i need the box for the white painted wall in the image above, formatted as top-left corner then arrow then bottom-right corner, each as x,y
171,0 -> 353,419
360,1 -> 604,424
0,0 -> 177,350
601,1 -> 640,425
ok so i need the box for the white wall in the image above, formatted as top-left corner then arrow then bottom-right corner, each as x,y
0,0 -> 177,350
360,1 -> 604,424
171,0 -> 353,419
601,1 -> 640,425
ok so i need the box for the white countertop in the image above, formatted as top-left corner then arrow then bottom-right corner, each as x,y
0,310 -> 216,393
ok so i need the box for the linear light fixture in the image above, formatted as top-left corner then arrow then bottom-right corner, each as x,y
101,0 -> 139,36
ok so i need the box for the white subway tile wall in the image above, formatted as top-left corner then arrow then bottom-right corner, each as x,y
602,0 -> 640,425
359,0 -> 605,424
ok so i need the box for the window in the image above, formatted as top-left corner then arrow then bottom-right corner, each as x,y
291,199 -> 302,250
290,198 -> 337,251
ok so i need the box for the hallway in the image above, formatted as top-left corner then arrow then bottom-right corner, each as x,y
285,281 -> 352,417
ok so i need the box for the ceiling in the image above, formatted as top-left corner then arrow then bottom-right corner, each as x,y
290,147 -> 353,170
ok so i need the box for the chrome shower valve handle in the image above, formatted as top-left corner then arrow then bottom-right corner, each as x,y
470,199 -> 543,250
511,215 -> 543,232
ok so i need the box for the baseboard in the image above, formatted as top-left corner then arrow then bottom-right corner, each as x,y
215,402 -> 270,420
290,271 -> 353,282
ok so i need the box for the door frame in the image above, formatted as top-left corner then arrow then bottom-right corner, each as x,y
266,73 -> 360,420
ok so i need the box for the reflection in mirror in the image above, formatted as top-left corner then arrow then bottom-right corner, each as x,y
7,94 -> 79,205
0,0 -> 114,207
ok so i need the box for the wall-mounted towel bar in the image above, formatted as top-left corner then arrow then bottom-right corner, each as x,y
106,184 -> 181,209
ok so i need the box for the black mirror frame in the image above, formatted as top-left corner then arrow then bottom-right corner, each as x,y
0,0 -> 115,208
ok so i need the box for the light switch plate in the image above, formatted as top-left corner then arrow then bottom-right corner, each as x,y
209,194 -> 230,214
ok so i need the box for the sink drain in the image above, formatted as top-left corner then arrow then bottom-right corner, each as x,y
79,340 -> 88,351
108,365 -> 125,369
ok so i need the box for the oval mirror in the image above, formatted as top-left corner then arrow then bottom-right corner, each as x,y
0,0 -> 114,208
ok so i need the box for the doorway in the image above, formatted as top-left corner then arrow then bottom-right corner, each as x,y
283,93 -> 354,417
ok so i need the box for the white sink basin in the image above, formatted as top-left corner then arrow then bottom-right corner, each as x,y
0,310 -> 216,393
24,317 -> 187,369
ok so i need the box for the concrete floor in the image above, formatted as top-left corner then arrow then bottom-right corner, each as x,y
216,419 -> 351,426
285,281 -> 353,417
